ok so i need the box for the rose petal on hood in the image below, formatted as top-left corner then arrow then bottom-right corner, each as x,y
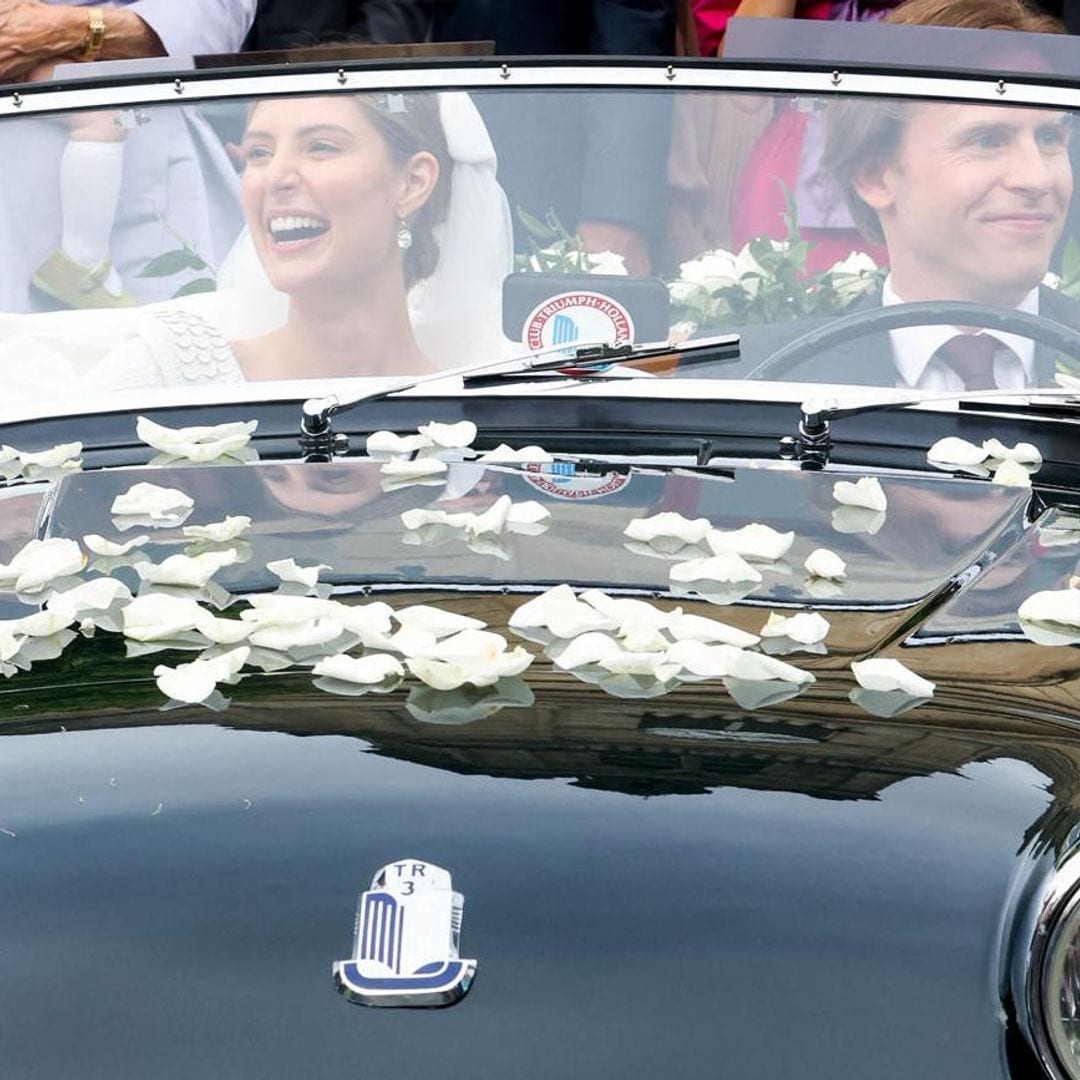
247,617 -> 344,652
154,646 -> 250,704
983,438 -> 1042,466
83,533 -> 150,556
549,631 -> 622,669
136,416 -> 256,463
426,629 -> 509,665
393,604 -> 486,638
11,441 -> 83,470
760,611 -> 830,645
0,538 -> 86,593
706,523 -> 795,562
466,495 -> 513,536
508,585 -> 580,628
477,444 -> 553,464
507,500 -> 551,526
401,508 -> 470,530
729,650 -> 814,684
365,429 -> 434,458
182,516 -> 252,543
666,639 -> 740,678
669,553 -> 762,585
312,652 -> 404,684
47,577 -> 132,619
927,436 -> 988,466
1018,588 -> 1080,629
833,476 -> 887,512
266,557 -> 330,589
418,420 -> 478,449
136,549 -> 238,588
664,611 -> 760,648
851,657 -> 935,697
111,482 -> 195,521
624,511 -> 712,548
804,548 -> 847,581
380,457 -> 449,479
831,506 -> 887,536
122,593 -> 206,641
991,458 -> 1032,488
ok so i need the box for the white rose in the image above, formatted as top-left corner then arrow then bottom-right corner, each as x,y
586,250 -> 628,276
1044,271 -> 1063,290
678,249 -> 740,291
668,279 -> 704,304
829,250 -> 881,303
829,251 -> 878,277
734,242 -> 773,298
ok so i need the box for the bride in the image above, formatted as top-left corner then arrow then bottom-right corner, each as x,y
83,89 -> 511,389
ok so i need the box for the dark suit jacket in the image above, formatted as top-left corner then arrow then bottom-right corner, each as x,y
738,286 -> 1080,388
246,0 -> 431,49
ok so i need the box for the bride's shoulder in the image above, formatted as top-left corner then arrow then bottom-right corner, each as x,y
93,308 -> 245,390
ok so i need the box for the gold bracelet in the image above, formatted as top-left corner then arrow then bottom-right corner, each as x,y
81,8 -> 106,62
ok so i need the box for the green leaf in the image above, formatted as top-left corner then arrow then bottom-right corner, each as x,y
516,205 -> 557,243
173,277 -> 217,297
138,247 -> 207,278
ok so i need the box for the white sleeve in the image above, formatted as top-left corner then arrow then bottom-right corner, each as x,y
124,0 -> 257,57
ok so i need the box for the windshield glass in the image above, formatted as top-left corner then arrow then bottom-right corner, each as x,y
3,75 -> 1080,410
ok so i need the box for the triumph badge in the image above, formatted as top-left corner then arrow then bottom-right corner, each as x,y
333,859 -> 477,1008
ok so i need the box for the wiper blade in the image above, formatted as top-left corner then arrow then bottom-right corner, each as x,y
792,384 -> 1080,462
299,333 -> 740,455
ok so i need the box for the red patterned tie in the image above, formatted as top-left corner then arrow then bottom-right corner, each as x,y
937,332 -> 998,391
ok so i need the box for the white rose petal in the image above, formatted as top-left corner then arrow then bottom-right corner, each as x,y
829,251 -> 878,277
417,420 -> 478,449
804,548 -> 847,581
831,507 -> 886,536
707,523 -> 794,561
677,249 -> 740,291
11,441 -> 83,470
927,436 -> 988,466
466,495 -> 513,536
240,594 -> 340,626
266,557 -> 330,589
509,585 -> 618,638
407,646 -> 531,690
476,444 -> 553,464
401,508 -> 469,530
380,457 -> 448,479
2,609 -> 73,638
427,629 -> 510,665
247,617 -> 344,652
667,639 -> 740,678
362,624 -> 439,657
1018,589 -> 1080,629
111,482 -> 194,521
851,657 -> 935,697
393,605 -> 486,638
669,553 -> 762,584
586,249 -> 629,276
551,632 -> 622,670
760,611 -> 830,645
833,477 -> 887,512
83,533 -> 150,556
983,438 -> 1042,466
665,611 -> 759,648
366,430 -> 433,457
507,501 -> 551,526
47,577 -> 131,618
182,516 -> 252,543
122,593 -> 205,641
136,416 -> 256,463
992,458 -> 1033,488
599,648 -> 675,677
0,538 -> 86,593
136,549 -> 238,588
154,646 -> 250,704
312,652 -> 404,684
624,512 -> 712,548
192,611 -> 251,645
729,650 -> 814,685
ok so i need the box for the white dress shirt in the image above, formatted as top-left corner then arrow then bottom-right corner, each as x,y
883,276 -> 1037,391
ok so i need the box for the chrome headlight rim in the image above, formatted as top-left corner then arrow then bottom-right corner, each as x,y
1029,853 -> 1080,1080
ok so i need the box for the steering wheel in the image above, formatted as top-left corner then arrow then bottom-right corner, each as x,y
745,300 -> 1080,382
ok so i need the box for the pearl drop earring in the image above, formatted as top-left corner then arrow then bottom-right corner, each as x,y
397,220 -> 413,250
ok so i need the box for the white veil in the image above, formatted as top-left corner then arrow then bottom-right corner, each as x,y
216,90 -> 514,368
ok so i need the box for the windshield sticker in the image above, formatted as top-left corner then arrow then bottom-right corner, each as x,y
521,462 -> 630,500
523,291 -> 634,353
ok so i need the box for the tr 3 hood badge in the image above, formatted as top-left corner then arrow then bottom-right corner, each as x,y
332,859 -> 477,1008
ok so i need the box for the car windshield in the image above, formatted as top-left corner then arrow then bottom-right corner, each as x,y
3,51 -> 1080,417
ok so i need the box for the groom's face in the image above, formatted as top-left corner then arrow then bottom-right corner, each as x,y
854,103 -> 1072,306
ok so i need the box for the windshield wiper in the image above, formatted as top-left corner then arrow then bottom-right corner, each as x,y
298,333 -> 741,456
788,384 -> 1080,463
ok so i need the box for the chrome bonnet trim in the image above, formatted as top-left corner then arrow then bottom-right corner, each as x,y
2,60 -> 1080,117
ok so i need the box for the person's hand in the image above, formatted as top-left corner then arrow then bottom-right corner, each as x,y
0,2 -> 81,83
577,220 -> 652,276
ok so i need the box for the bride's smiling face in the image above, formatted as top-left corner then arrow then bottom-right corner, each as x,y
240,96 -> 439,296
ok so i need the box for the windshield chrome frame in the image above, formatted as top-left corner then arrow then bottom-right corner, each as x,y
4,56 -> 1080,118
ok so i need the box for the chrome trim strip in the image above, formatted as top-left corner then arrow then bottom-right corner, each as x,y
2,62 -> 1080,117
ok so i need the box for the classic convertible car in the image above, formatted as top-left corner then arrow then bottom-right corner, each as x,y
8,19 -> 1080,1080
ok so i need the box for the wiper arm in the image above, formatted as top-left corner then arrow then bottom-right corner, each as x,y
299,333 -> 740,455
790,384 -> 1080,463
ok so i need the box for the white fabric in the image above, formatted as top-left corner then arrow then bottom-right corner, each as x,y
883,276 -> 1036,391
60,138 -> 126,295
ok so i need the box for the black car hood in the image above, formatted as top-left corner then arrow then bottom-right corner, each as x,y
2,459 -> 1080,1078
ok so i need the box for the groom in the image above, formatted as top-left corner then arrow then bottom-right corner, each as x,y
747,97 -> 1080,389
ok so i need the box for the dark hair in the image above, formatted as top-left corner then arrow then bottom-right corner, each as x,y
824,0 -> 1064,242
353,92 -> 451,287
244,92 -> 451,287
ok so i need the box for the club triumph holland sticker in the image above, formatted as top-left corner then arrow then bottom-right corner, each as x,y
524,290 -> 635,352
521,461 -> 631,500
